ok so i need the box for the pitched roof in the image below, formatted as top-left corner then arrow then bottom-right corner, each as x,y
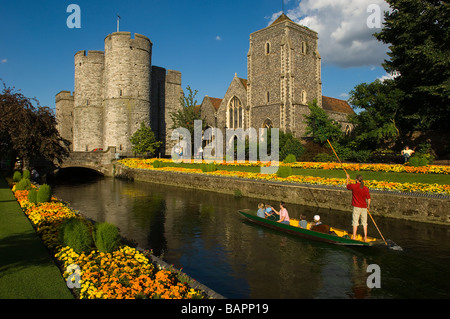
239,78 -> 248,90
270,13 -> 293,26
321,96 -> 355,115
208,97 -> 223,111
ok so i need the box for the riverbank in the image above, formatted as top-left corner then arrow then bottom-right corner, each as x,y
0,178 -> 73,299
115,163 -> 450,225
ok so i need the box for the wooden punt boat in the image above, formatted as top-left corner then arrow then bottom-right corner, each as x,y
238,209 -> 383,247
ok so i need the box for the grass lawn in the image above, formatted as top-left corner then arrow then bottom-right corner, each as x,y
0,177 -> 73,299
162,163 -> 450,185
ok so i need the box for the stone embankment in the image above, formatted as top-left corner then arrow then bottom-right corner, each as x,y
114,163 -> 450,226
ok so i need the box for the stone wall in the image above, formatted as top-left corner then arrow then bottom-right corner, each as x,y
55,91 -> 74,150
114,164 -> 450,225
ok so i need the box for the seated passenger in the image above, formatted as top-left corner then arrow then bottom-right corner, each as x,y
265,204 -> 275,219
298,215 -> 308,229
310,215 -> 330,233
272,201 -> 290,225
257,203 -> 265,218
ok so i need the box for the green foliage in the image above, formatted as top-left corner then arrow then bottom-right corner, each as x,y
152,160 -> 165,168
201,163 -> 217,172
279,132 -> 304,161
303,99 -> 343,144
349,79 -> 403,150
22,169 -> 31,180
374,0 -> 449,130
94,222 -> 120,253
169,86 -> 207,150
276,166 -> 292,178
36,184 -> 52,203
58,218 -> 93,254
283,154 -> 297,163
130,121 -> 162,156
409,155 -> 429,167
27,188 -> 37,204
15,178 -> 31,191
233,189 -> 243,198
0,82 -> 70,166
314,153 -> 335,162
13,171 -> 22,182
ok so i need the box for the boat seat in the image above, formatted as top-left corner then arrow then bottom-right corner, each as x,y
310,224 -> 330,234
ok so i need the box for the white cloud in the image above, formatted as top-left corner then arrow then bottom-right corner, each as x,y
269,0 -> 391,68
1,58 -> 7,63
215,35 -> 222,41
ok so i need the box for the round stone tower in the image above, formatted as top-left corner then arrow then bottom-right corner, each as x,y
73,50 -> 104,151
103,32 -> 152,154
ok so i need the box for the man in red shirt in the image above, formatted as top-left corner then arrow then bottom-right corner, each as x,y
346,174 -> 371,242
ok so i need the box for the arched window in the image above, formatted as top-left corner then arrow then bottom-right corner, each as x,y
228,96 -> 243,129
262,119 -> 273,129
301,90 -> 307,104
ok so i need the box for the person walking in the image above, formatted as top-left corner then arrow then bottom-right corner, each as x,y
346,174 -> 371,242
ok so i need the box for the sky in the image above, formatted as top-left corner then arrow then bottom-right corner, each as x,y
0,0 -> 393,111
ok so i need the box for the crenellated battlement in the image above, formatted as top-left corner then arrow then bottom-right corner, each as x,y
56,30 -> 182,156
104,32 -> 151,52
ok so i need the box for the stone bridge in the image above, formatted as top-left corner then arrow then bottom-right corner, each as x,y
59,147 -> 119,176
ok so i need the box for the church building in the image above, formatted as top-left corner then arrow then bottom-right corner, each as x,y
200,13 -> 354,139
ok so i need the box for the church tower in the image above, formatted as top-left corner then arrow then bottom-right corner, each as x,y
247,13 -> 322,137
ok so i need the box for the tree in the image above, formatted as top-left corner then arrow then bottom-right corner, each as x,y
303,99 -> 343,144
169,85 -> 206,153
130,121 -> 162,156
374,0 -> 450,130
348,79 -> 404,150
0,81 -> 69,168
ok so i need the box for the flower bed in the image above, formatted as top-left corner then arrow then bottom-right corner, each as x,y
12,185 -> 207,299
119,158 -> 450,196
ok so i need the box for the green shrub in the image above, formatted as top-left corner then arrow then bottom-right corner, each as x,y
418,156 -> 429,166
152,160 -> 165,168
28,188 -> 37,204
58,218 -> 93,254
37,184 -> 52,203
13,171 -> 22,182
15,178 -> 31,191
313,153 -> 334,162
283,154 -> 297,164
276,166 -> 292,178
351,150 -> 371,163
201,163 -> 217,172
22,169 -> 31,180
94,222 -> 120,253
409,156 -> 419,167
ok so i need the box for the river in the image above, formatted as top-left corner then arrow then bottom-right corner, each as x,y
51,172 -> 450,299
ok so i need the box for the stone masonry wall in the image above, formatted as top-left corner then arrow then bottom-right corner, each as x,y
114,164 -> 450,226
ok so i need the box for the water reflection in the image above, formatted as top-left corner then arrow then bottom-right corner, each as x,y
52,176 -> 450,299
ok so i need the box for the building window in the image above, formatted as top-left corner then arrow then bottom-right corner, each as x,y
265,42 -> 270,55
228,96 -> 243,129
266,91 -> 270,103
262,119 -> 273,129
119,89 -> 123,97
301,41 -> 307,55
301,90 -> 307,104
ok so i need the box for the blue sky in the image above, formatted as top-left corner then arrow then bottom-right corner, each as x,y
0,0 -> 391,110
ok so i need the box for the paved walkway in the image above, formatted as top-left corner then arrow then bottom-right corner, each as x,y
0,177 -> 73,299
